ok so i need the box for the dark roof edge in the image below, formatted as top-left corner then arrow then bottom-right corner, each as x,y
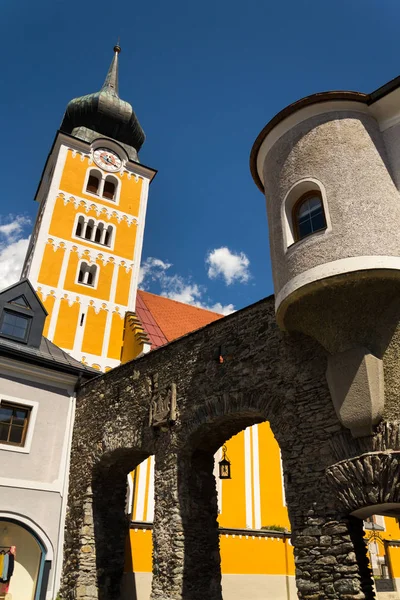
250,75 -> 400,193
0,345 -> 97,380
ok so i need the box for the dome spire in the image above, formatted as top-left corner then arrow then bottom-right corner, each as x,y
102,44 -> 121,96
60,42 -> 145,160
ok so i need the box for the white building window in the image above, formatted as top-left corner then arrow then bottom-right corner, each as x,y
77,261 -> 98,287
0,396 -> 38,454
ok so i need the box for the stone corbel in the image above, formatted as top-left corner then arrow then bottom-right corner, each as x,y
326,346 -> 384,438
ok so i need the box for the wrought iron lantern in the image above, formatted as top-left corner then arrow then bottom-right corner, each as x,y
218,445 -> 231,479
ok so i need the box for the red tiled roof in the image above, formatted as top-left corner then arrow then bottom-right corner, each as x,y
136,290 -> 223,350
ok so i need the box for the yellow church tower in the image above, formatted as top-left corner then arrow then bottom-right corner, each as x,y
21,45 -> 156,371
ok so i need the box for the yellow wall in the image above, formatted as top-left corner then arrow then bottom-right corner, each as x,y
63,251 -> 114,300
59,150 -> 143,215
53,298 -> 80,349
115,265 -> 132,307
81,306 -> 108,356
107,312 -> 124,360
127,423 -> 293,579
37,242 -> 64,288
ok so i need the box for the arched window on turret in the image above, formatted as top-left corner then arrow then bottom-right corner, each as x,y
77,262 -> 98,287
293,191 -> 327,242
103,176 -> 117,201
86,170 -> 101,195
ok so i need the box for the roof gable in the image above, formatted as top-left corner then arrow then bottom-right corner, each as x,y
0,279 -> 47,348
136,290 -> 223,349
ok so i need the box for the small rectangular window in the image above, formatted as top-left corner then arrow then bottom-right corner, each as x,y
0,311 -> 31,342
0,402 -> 31,447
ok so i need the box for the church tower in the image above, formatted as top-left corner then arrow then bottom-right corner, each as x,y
22,46 -> 156,371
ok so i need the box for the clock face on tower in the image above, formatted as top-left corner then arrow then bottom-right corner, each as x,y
93,149 -> 122,172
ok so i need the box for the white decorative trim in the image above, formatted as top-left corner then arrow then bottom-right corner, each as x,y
251,425 -> 261,529
135,460 -> 148,521
42,236 -> 135,270
129,177 -> 150,311
146,456 -> 155,522
37,283 -> 130,316
214,447 -> 223,514
0,356 -> 78,391
126,473 -> 134,516
101,261 -> 119,359
59,191 -> 139,226
0,477 -> 61,493
276,255 -> 400,314
279,451 -> 287,507
27,145 -> 69,283
0,394 -> 39,454
68,350 -> 120,372
255,100 -> 370,187
281,178 -> 332,250
244,427 -> 253,529
54,395 -> 76,596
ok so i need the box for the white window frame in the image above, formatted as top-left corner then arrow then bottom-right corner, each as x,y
72,213 -> 115,251
0,395 -> 39,454
83,167 -> 121,206
75,260 -> 99,289
281,177 -> 332,252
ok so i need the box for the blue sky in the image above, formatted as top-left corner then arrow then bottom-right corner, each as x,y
1,0 -> 399,313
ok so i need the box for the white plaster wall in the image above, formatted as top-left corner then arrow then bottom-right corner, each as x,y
0,374 -> 70,483
382,123 -> 400,190
121,573 -> 299,600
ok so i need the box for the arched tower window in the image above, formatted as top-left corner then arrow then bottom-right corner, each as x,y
75,215 -> 85,237
94,222 -> 104,244
86,170 -> 101,195
103,176 -> 117,201
104,225 -> 113,247
77,262 -> 98,287
84,219 -> 95,241
293,191 -> 327,241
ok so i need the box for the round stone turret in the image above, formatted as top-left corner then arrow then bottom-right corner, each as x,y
251,80 -> 400,437
251,85 -> 400,353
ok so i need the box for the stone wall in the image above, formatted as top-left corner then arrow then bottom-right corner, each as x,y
61,294 -> 400,600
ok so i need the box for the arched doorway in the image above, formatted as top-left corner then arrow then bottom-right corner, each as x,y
0,517 -> 50,600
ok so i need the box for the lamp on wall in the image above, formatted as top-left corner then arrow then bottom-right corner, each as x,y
218,445 -> 231,480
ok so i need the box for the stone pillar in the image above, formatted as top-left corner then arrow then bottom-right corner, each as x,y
292,508 -> 372,599
151,448 -> 222,600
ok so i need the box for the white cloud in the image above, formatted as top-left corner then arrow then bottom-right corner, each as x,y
0,215 -> 31,290
206,247 -> 250,285
139,256 -> 235,315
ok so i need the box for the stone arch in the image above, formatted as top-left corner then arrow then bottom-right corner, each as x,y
92,448 -> 152,600
150,392 -> 287,600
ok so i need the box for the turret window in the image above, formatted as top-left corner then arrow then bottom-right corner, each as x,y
293,192 -> 327,241
85,169 -> 119,203
77,262 -> 98,287
74,215 -> 114,248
